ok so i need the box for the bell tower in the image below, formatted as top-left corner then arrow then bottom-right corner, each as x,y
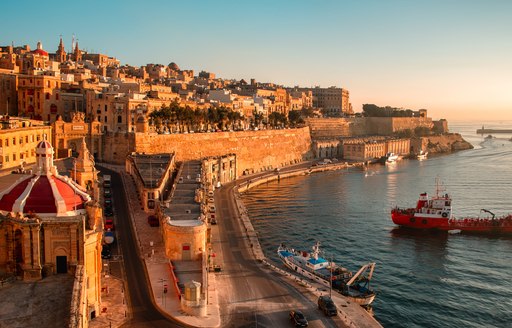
74,41 -> 82,62
56,36 -> 66,62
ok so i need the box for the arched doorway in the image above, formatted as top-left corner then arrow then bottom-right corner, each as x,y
14,229 -> 23,276
55,248 -> 68,274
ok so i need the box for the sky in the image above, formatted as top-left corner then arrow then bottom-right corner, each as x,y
1,0 -> 511,121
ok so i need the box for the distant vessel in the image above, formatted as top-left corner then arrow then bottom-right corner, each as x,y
391,179 -> 512,234
417,150 -> 428,160
383,152 -> 399,163
277,242 -> 376,306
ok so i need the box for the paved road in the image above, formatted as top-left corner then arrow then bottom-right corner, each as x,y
98,167 -> 184,328
214,169 -> 345,328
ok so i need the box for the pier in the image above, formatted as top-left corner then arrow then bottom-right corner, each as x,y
476,128 -> 512,134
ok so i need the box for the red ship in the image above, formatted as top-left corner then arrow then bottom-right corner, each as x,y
391,180 -> 512,234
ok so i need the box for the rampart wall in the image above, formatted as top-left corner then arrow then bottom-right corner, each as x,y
105,128 -> 313,177
306,117 -> 434,138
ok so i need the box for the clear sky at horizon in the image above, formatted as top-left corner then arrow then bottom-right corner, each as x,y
1,0 -> 511,121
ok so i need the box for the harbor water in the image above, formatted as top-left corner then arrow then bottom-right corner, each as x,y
241,121 -> 512,328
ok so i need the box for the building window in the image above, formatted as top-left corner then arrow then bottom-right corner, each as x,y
56,93 -> 59,100
104,105 -> 108,112
12,138 -> 16,145
45,93 -> 50,100
36,135 -> 40,141
5,155 -> 9,163
13,154 -> 16,161
117,115 -> 122,123
104,116 -> 107,123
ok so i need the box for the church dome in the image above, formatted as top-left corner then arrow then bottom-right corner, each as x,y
168,62 -> 180,70
0,140 -> 90,217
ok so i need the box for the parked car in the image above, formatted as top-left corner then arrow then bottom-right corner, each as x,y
101,245 -> 111,259
104,198 -> 112,207
289,310 -> 308,327
210,217 -> 217,225
104,219 -> 115,231
318,295 -> 337,316
104,188 -> 112,198
147,215 -> 159,227
207,191 -> 214,198
209,205 -> 216,213
104,207 -> 114,217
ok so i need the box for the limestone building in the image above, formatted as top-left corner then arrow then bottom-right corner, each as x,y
0,117 -> 51,171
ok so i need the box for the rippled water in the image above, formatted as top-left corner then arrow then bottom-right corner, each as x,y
242,121 -> 512,328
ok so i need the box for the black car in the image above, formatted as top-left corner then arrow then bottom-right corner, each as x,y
104,198 -> 112,207
104,207 -> 114,217
318,295 -> 337,316
101,245 -> 111,259
289,310 -> 308,327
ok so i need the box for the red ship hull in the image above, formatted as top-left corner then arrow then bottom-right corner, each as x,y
391,209 -> 512,234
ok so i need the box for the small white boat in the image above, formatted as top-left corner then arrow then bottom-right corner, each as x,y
385,152 -> 399,163
417,150 -> 428,160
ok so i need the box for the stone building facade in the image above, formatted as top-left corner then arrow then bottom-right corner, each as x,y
52,111 -> 103,160
0,117 -> 51,171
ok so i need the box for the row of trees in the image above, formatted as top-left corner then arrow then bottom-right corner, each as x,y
149,100 -> 318,133
362,104 -> 420,117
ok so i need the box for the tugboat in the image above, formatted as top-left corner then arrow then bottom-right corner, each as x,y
391,179 -> 512,234
277,242 -> 376,306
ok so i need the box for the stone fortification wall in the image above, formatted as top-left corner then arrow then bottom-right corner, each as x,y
305,118 -> 367,139
102,132 -> 135,164
366,117 -> 433,135
131,128 -> 313,176
306,117 -> 434,138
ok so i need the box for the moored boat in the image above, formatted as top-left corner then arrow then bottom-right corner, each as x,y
385,152 -> 399,163
277,242 -> 376,306
417,150 -> 428,160
391,179 -> 512,234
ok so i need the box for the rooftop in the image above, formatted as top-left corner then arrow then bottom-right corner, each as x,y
129,153 -> 174,188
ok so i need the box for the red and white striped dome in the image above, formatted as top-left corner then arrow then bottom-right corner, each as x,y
0,140 -> 90,217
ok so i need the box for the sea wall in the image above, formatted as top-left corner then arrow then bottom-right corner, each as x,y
106,128 -> 313,177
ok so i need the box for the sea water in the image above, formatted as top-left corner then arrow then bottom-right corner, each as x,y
242,121 -> 512,328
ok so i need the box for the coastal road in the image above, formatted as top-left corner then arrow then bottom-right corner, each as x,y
214,171 -> 346,327
99,167 -> 183,328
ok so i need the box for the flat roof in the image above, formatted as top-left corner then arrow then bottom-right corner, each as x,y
129,153 -> 173,188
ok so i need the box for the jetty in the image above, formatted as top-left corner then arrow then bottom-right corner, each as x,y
476,127 -> 512,134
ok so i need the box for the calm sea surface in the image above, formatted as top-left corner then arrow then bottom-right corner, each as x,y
241,121 -> 512,328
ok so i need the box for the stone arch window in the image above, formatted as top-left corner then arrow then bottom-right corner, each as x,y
45,92 -> 50,100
